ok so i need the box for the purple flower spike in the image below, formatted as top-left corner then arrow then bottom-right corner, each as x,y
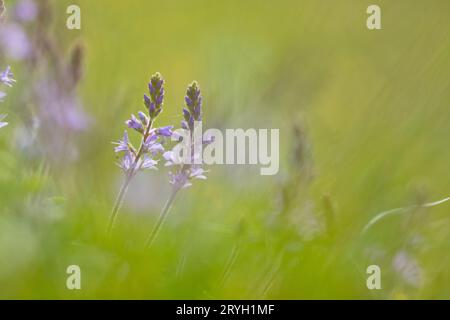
184,81 -> 202,122
163,80 -> 207,190
146,72 -> 165,118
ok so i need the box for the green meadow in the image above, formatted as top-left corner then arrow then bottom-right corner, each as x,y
0,0 -> 449,299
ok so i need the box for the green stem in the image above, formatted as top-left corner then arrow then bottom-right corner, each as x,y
107,174 -> 132,234
146,187 -> 179,248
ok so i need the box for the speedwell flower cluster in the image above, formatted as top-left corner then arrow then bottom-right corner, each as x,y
113,72 -> 173,177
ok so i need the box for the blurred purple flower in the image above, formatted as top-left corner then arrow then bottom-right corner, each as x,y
0,23 -> 31,60
0,1 -> 89,162
35,79 -> 89,131
14,0 -> 37,22
1,66 -> 16,87
392,251 -> 422,288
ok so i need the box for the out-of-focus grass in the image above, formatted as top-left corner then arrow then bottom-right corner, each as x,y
0,0 -> 449,299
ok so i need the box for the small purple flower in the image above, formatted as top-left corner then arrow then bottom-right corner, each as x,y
118,151 -> 135,172
189,166 -> 207,180
140,155 -> 158,170
166,166 -> 207,189
144,94 -> 151,108
156,125 -> 173,137
185,96 -> 193,107
156,92 -> 164,105
163,150 -> 182,167
126,114 -> 143,133
138,111 -> 148,126
113,131 -> 130,153
168,171 -> 191,189
144,133 -> 164,156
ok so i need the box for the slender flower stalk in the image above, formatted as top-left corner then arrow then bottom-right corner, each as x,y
146,81 -> 209,247
145,186 -> 179,247
0,3 -> 12,128
108,72 -> 170,234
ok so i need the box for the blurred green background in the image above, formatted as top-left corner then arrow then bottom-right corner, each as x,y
0,0 -> 449,299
